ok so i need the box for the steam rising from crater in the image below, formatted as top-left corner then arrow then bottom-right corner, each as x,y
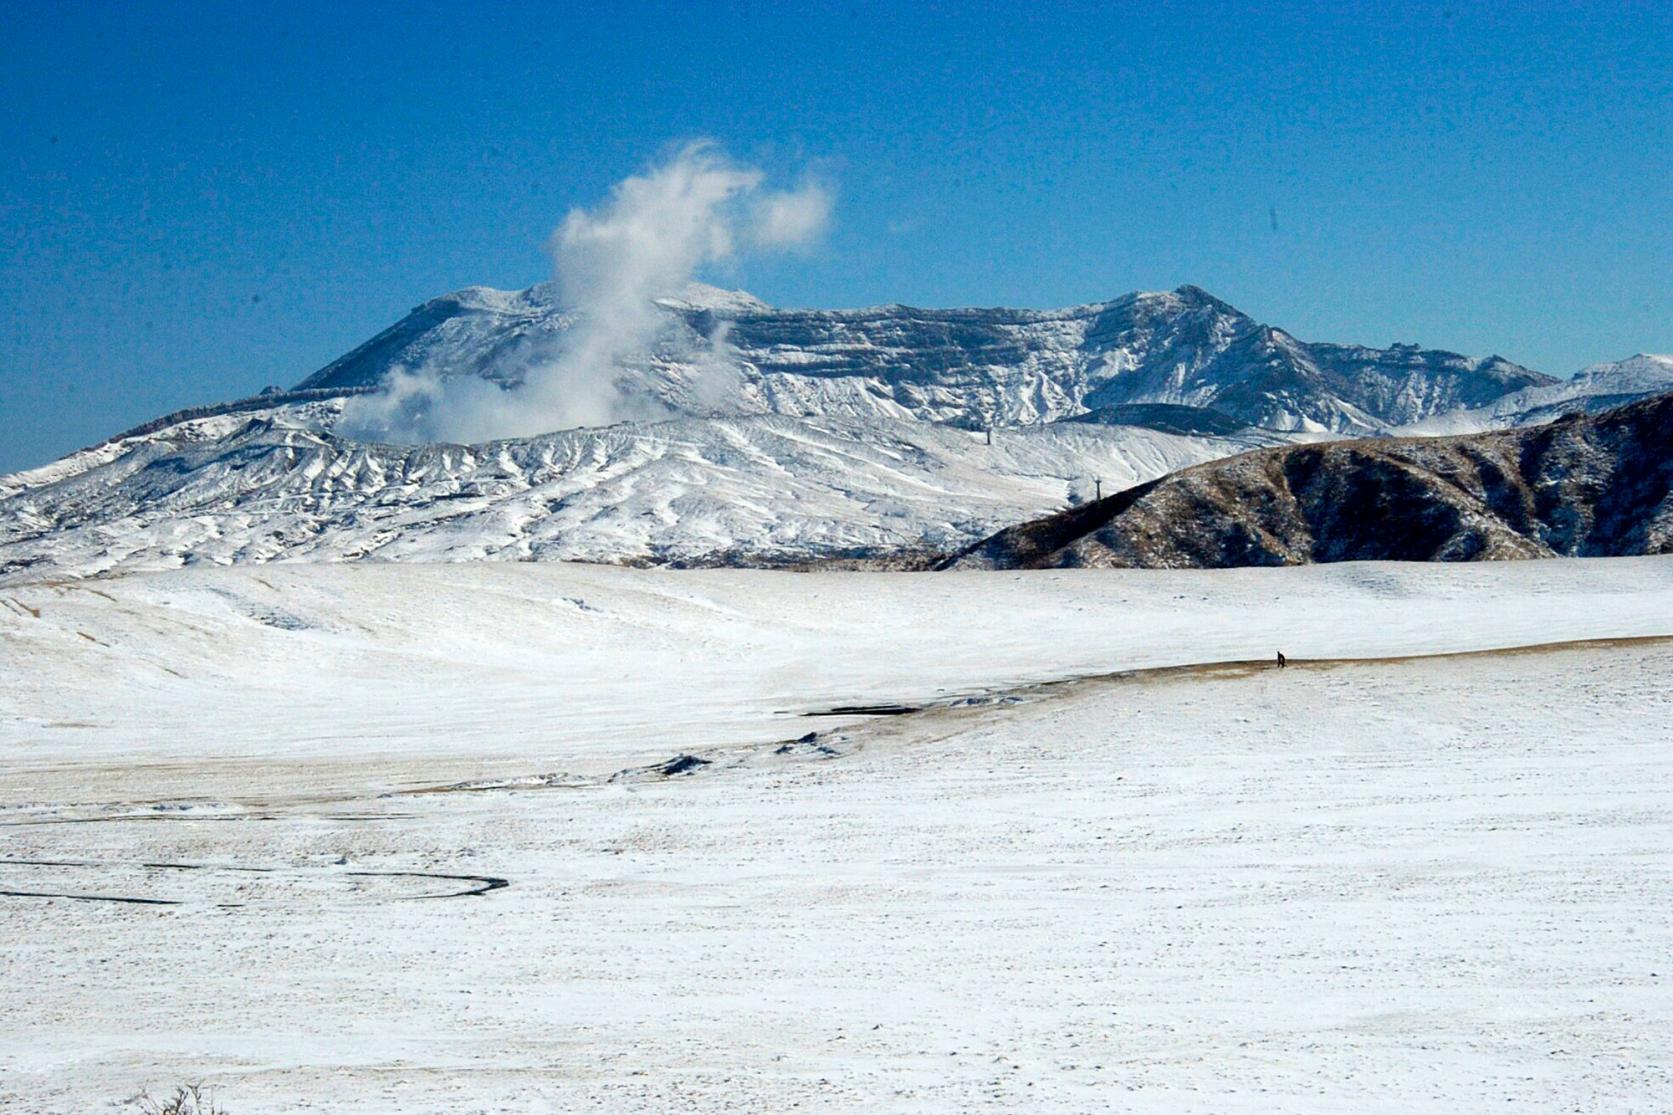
343,142 -> 832,444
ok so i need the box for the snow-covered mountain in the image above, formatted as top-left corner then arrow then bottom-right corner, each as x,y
292,281 -> 1554,434
0,406 -> 1294,584
5,282 -> 1668,584
1397,353 -> 1673,435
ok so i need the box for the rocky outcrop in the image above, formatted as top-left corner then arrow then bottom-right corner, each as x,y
944,394 -> 1673,569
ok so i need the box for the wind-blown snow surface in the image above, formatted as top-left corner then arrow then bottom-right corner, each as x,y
3,559 -> 1673,1112
0,409 -> 1290,583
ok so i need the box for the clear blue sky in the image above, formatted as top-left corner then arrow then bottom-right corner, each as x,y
3,1 -> 1669,472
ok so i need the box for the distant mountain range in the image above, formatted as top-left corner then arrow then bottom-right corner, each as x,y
295,281 -> 1557,434
945,392 -> 1673,570
1396,352 -> 1673,435
2,282 -> 1668,583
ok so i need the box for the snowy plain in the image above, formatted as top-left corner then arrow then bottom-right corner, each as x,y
2,557 -> 1672,1112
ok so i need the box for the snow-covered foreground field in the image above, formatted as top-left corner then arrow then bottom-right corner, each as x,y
2,559 -> 1672,1112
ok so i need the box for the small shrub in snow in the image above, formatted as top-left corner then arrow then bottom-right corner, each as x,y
133,1083 -> 227,1115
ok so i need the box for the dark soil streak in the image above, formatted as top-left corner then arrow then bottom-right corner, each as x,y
0,814 -> 279,827
347,870 -> 510,899
807,704 -> 922,717
2,858 -> 97,868
0,861 -> 508,903
0,889 -> 181,906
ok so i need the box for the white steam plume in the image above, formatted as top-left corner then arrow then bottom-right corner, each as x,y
342,142 -> 832,444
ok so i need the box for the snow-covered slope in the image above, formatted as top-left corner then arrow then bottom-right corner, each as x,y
1398,353 -> 1673,435
296,282 -> 1554,435
5,561 -> 1673,1112
0,405 -> 1289,584
6,559 -> 1671,774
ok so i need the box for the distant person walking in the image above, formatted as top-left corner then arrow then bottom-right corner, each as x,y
1275,651 -> 1287,669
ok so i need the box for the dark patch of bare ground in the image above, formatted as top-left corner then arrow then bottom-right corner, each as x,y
943,392 -> 1673,569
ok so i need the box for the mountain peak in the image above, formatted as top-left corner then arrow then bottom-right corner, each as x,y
1167,284 -> 1245,316
655,283 -> 771,313
1571,353 -> 1673,389
1172,283 -> 1221,303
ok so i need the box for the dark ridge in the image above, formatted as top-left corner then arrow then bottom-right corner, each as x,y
944,392 -> 1673,570
935,477 -> 1166,571
1060,403 -> 1252,437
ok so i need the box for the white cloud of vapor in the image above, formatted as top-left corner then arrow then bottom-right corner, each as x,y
751,182 -> 835,249
342,142 -> 832,445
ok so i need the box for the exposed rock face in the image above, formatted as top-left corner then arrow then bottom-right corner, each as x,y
944,394 -> 1673,569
